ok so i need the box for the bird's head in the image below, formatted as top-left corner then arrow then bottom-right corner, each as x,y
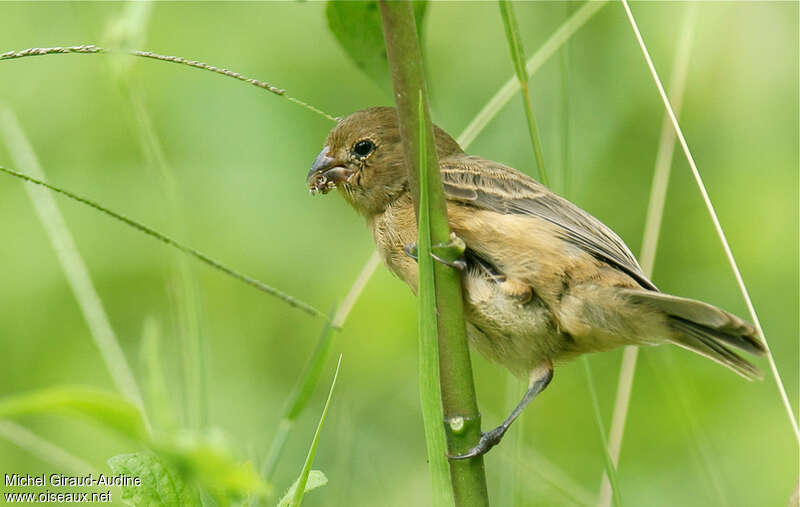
307,106 -> 462,215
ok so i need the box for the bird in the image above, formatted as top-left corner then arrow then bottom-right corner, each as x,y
306,106 -> 766,459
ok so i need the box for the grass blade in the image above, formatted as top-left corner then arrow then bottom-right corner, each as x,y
599,4 -> 697,505
0,108 -> 146,416
0,421 -> 95,474
498,0 -> 550,186
457,0 -> 608,148
582,357 -> 622,507
289,354 -> 342,507
620,0 -> 800,445
263,308 -> 337,480
0,164 -> 324,318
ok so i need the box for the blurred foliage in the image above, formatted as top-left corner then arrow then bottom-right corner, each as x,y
0,2 -> 797,506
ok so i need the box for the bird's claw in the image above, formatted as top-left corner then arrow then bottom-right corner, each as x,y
432,233 -> 467,271
403,243 -> 418,261
447,425 -> 507,460
404,234 -> 467,271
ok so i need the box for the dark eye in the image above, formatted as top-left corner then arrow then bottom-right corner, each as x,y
352,139 -> 375,158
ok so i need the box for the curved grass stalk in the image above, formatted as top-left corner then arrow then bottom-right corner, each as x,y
0,45 -> 338,123
620,0 -> 800,445
599,4 -> 697,505
0,165 -> 324,318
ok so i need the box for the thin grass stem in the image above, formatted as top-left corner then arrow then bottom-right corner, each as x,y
458,0 -> 608,149
0,165 -> 324,318
0,45 -> 338,123
0,421 -> 95,474
0,108 -> 146,418
582,357 -> 623,507
498,0 -> 550,186
621,0 -> 800,444
599,5 -> 697,505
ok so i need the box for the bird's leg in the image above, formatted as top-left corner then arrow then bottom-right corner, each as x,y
404,233 -> 467,271
449,361 -> 553,460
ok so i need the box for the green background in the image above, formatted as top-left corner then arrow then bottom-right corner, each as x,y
0,1 -> 796,505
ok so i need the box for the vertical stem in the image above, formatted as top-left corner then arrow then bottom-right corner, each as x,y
498,0 -> 550,186
379,2 -> 489,505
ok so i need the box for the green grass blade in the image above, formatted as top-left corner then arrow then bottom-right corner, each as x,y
263,308 -> 337,480
0,107 -> 146,417
0,164 -> 325,318
620,0 -> 800,445
0,421 -> 95,474
457,0 -> 608,149
415,92 -> 455,507
582,357 -> 622,507
497,0 -> 549,186
289,354 -> 342,507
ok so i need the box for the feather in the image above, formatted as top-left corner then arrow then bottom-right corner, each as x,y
440,155 -> 657,291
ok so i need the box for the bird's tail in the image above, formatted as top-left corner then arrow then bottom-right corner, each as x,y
622,290 -> 767,380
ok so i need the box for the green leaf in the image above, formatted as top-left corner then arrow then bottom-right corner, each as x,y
288,355 -> 342,507
0,386 -> 148,442
108,452 -> 201,507
154,430 -> 271,503
277,470 -> 328,507
326,0 -> 427,90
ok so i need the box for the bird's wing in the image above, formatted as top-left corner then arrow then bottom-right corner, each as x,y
440,155 -> 657,291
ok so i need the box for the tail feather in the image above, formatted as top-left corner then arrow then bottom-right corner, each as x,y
622,290 -> 766,380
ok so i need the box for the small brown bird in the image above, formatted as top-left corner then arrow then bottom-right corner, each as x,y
307,107 -> 766,458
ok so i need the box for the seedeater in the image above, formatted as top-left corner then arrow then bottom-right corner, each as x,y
306,107 -> 765,458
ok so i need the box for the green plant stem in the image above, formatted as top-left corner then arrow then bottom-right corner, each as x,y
582,357 -> 622,507
498,0 -> 549,186
379,2 -> 488,505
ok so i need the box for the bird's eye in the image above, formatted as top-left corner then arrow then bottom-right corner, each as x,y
352,139 -> 375,158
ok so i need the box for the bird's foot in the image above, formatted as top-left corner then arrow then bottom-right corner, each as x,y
447,425 -> 508,460
403,242 -> 419,261
432,233 -> 467,271
404,233 -> 467,271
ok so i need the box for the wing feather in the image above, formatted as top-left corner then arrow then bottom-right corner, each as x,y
440,156 -> 657,291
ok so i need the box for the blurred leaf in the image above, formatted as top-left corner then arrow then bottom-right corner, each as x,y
108,451 -> 201,506
0,386 -> 148,442
326,0 -> 427,90
154,429 -> 271,503
289,355 -> 342,507
277,470 -> 328,507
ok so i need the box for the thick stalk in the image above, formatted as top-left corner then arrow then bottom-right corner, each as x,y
379,2 -> 489,505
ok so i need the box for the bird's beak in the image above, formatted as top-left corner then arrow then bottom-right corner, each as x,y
307,146 -> 354,195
